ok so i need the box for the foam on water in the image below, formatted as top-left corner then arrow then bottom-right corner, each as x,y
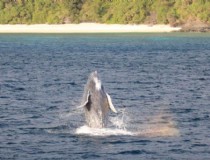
74,107 -> 179,137
75,125 -> 133,136
75,124 -> 179,137
141,112 -> 180,137
46,100 -> 179,137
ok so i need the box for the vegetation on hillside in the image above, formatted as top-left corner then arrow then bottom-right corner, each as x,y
0,0 -> 210,26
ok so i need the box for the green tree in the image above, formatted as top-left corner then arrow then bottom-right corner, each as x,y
63,0 -> 84,23
0,0 -> 209,25
80,0 -> 103,22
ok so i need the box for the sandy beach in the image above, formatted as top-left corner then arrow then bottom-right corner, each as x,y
0,23 -> 181,33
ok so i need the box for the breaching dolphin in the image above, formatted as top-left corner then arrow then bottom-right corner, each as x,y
80,71 -> 117,128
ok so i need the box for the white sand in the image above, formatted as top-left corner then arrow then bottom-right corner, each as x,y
0,23 -> 181,33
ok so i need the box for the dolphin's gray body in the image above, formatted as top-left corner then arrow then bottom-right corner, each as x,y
80,71 -> 117,128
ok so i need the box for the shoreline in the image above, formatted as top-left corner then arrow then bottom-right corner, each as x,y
0,23 -> 181,33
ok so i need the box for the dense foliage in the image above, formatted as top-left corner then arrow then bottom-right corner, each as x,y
0,0 -> 210,25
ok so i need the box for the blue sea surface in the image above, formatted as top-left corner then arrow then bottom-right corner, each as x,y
0,33 -> 210,159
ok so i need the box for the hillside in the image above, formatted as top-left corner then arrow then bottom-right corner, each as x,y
0,0 -> 210,31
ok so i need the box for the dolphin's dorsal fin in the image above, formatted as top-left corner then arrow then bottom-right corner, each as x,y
106,93 -> 117,113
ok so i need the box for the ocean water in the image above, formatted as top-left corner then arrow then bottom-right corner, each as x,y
0,33 -> 210,160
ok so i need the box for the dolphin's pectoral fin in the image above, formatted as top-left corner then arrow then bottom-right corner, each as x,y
81,91 -> 91,111
85,93 -> 91,111
106,93 -> 117,113
79,91 -> 91,111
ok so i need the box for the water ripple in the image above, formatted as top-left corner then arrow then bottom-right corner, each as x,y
0,33 -> 210,160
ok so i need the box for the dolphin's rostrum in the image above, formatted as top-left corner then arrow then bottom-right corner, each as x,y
80,71 -> 117,128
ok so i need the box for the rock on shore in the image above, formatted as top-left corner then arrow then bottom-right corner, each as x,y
180,19 -> 210,32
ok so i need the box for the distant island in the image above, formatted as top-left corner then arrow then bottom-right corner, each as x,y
0,0 -> 210,32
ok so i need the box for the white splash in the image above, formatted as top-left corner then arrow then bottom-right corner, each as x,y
75,107 -> 131,136
75,125 -> 133,136
74,106 -> 179,137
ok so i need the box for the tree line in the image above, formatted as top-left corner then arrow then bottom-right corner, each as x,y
0,0 -> 209,25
